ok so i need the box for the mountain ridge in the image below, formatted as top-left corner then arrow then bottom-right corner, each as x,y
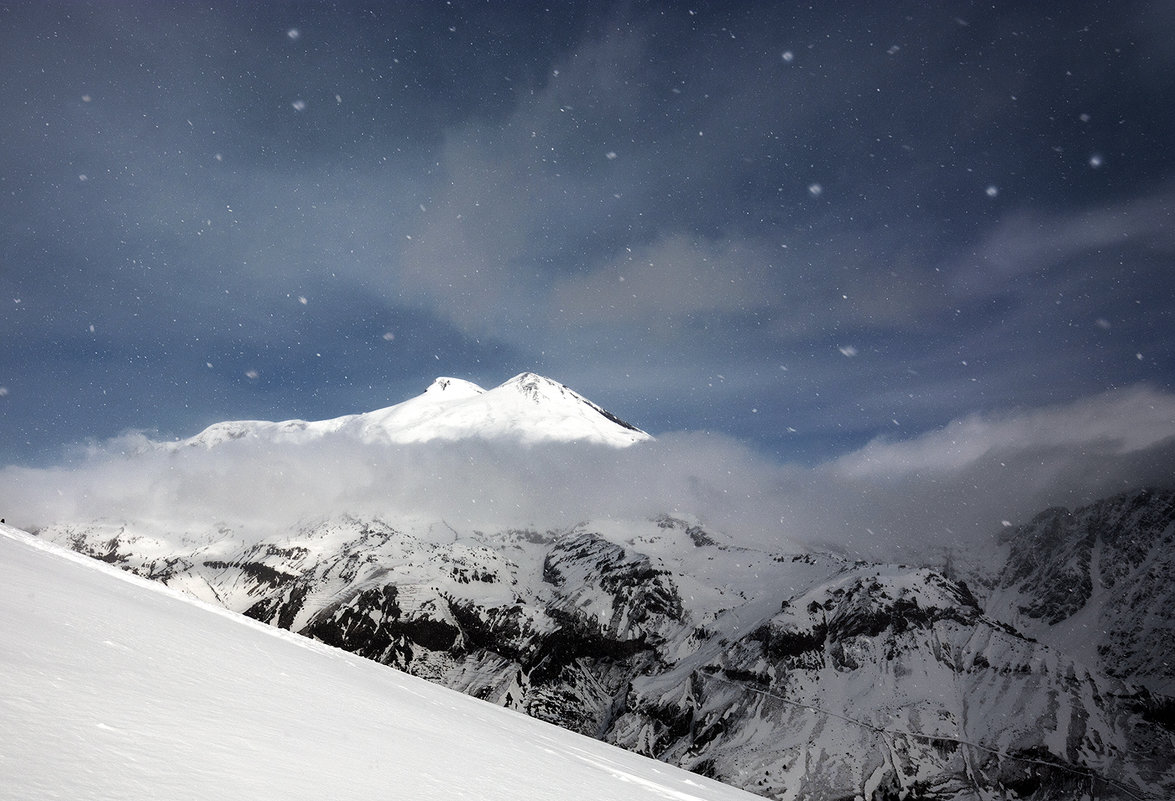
34,501 -> 1175,800
985,486 -> 1175,696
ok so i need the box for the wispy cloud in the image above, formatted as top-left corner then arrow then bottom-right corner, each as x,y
951,184 -> 1175,303
550,234 -> 777,333
805,384 -> 1175,557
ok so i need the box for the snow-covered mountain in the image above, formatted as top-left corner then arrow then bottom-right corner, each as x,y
984,487 -> 1175,696
0,523 -> 757,801
175,372 -> 651,449
11,375 -> 1175,799
38,509 -> 1175,800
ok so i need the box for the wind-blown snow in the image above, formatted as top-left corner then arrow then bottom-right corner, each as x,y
0,523 -> 755,801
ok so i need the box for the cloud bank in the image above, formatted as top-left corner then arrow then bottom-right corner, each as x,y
2,385 -> 1171,565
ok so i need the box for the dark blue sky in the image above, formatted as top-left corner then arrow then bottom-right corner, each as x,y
2,1 -> 1173,466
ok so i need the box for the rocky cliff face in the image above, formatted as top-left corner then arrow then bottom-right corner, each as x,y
39,500 -> 1175,801
987,487 -> 1175,697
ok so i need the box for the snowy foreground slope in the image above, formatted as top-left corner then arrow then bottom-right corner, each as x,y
0,524 -> 755,801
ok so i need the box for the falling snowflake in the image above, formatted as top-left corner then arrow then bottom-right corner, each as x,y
782,51 -> 794,62
808,183 -> 823,197
245,369 -> 259,380
287,28 -> 300,40
985,185 -> 999,197
838,345 -> 858,357
291,99 -> 307,112
1089,153 -> 1103,168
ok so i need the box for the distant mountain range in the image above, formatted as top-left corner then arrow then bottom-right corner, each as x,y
19,374 -> 1175,800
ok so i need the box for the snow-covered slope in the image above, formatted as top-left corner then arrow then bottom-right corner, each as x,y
0,522 -> 756,801
177,372 -> 651,448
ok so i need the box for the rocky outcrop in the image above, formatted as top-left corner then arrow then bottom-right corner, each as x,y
991,487 -> 1175,696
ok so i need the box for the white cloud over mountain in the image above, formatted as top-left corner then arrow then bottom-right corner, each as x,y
2,382 -> 1172,564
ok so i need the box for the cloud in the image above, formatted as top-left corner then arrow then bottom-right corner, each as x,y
550,234 -> 777,333
388,23 -> 655,334
385,12 -> 836,342
2,386 -> 1172,570
832,384 -> 1175,477
951,184 -> 1175,303
0,429 -> 790,548
803,384 -> 1175,558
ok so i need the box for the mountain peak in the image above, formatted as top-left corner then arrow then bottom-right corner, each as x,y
503,371 -> 548,392
500,372 -> 572,403
485,373 -> 647,439
426,377 -> 485,397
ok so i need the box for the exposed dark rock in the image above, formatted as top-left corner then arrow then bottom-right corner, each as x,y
203,560 -> 296,590
996,487 -> 1175,692
302,584 -> 403,661
526,608 -> 651,686
750,621 -> 827,660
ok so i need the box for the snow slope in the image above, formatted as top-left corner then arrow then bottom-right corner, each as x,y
0,523 -> 754,801
177,372 -> 651,449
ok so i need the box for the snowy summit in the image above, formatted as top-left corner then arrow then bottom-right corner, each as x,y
178,372 -> 651,449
